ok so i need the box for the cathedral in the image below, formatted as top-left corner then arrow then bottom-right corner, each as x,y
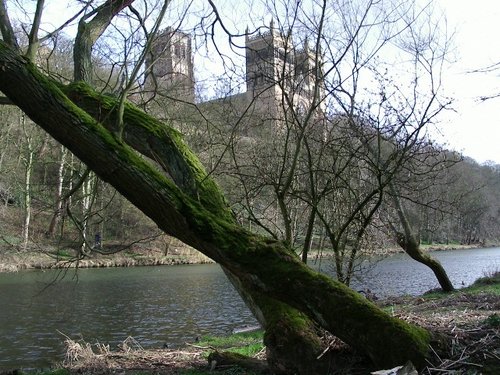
143,21 -> 324,132
144,27 -> 195,103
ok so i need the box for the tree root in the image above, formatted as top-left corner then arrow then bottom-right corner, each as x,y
207,351 -> 270,373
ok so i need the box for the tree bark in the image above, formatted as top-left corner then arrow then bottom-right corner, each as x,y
390,184 -> 455,292
0,0 -> 19,51
20,115 -> 35,250
222,268 -> 328,374
46,146 -> 67,238
0,41 -> 434,370
73,0 -> 133,82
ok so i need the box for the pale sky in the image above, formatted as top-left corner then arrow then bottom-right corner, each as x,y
434,0 -> 500,164
13,0 -> 500,164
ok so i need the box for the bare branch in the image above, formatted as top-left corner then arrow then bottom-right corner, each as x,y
0,0 -> 19,50
25,0 -> 45,61
73,0 -> 135,82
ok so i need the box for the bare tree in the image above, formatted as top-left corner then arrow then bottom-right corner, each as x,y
203,0 -> 456,292
0,0 -> 457,372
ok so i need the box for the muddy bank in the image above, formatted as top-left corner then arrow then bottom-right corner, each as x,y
0,242 -> 213,273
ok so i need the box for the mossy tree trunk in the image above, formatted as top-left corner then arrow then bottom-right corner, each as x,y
0,41 -> 434,371
390,184 -> 455,292
222,269 -> 328,374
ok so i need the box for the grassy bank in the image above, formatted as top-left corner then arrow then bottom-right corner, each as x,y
7,272 -> 497,375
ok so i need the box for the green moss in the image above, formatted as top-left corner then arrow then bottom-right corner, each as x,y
62,82 -> 233,222
198,330 -> 263,347
196,331 -> 264,358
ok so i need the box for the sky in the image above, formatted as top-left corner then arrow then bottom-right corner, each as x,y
10,0 -> 500,164
433,0 -> 500,164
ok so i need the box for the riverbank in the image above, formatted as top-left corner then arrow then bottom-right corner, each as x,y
307,242 -> 491,260
0,239 -> 491,273
17,272 -> 498,375
0,240 -> 213,272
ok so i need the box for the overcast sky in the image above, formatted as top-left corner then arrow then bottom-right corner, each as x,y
434,0 -> 500,164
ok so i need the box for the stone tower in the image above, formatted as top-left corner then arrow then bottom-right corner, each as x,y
244,20 -> 324,119
145,27 -> 195,102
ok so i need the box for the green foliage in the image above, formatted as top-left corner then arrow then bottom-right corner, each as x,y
484,313 -> 500,327
197,330 -> 264,357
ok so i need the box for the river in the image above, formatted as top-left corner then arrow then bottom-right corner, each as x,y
0,247 -> 499,369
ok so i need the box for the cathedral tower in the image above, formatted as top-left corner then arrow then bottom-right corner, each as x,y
145,27 -> 195,102
244,20 -> 325,124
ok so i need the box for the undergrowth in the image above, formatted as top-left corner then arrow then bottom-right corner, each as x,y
196,330 -> 264,358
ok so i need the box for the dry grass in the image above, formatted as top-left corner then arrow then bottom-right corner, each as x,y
61,335 -> 208,374
381,291 -> 500,374
61,292 -> 499,374
0,240 -> 213,273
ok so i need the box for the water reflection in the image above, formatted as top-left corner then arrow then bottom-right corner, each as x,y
0,264 -> 258,369
0,247 -> 499,369
325,247 -> 500,298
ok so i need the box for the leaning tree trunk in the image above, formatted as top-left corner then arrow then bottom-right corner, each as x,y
0,41 -> 435,370
390,183 -> 455,292
63,81 -> 335,374
223,269 -> 328,374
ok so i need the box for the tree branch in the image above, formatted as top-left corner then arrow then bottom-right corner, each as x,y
0,0 -> 19,51
26,0 -> 45,61
0,42 -> 433,369
73,0 -> 135,81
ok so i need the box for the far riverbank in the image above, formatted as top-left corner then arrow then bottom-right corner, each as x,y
0,240 -> 492,273
0,241 -> 213,273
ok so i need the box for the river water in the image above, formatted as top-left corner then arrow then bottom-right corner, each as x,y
0,247 -> 499,369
